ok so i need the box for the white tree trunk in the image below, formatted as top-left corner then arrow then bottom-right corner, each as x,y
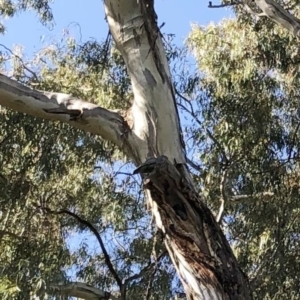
104,0 -> 186,165
0,0 -> 252,299
104,1 -> 251,299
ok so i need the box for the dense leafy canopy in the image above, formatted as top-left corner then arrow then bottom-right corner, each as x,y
187,17 -> 300,299
0,0 -> 300,299
0,29 -> 174,300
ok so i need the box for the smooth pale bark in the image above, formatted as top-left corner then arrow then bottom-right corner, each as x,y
104,1 -> 251,299
0,0 -> 252,299
50,282 -> 120,300
0,74 -> 127,149
104,0 -> 186,165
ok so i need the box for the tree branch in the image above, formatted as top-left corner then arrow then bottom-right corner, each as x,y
208,1 -> 242,8
217,188 -> 274,221
206,128 -> 229,165
49,282 -> 120,300
39,207 -> 123,289
124,250 -> 167,286
0,73 -> 127,147
134,156 -> 251,298
209,0 -> 300,37
216,168 -> 229,223
252,0 -> 300,37
229,191 -> 274,203
0,44 -> 39,80
186,157 -> 202,173
104,0 -> 186,164
0,230 -> 23,240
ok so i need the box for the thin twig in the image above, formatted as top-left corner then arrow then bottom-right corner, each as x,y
216,168 -> 229,223
186,157 -> 202,173
0,230 -> 23,240
0,44 -> 39,80
230,191 -> 274,203
124,251 -> 167,286
206,128 -> 229,164
176,88 -> 232,223
145,264 -> 156,300
145,231 -> 161,300
175,89 -> 229,164
288,121 -> 300,161
175,89 -> 200,126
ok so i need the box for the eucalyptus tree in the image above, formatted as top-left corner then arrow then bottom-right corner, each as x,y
0,1 -> 248,298
1,0 -> 300,300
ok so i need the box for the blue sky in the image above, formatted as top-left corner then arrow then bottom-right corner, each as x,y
1,0 -> 232,55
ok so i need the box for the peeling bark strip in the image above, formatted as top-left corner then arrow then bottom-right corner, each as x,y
134,156 -> 251,300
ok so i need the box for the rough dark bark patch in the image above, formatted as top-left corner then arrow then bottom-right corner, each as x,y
134,156 -> 252,300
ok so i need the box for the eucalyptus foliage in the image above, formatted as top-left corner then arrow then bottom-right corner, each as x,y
0,33 -> 173,300
187,14 -> 300,300
0,0 -> 299,299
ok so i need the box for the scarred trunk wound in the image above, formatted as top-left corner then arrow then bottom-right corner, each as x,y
134,156 -> 251,300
